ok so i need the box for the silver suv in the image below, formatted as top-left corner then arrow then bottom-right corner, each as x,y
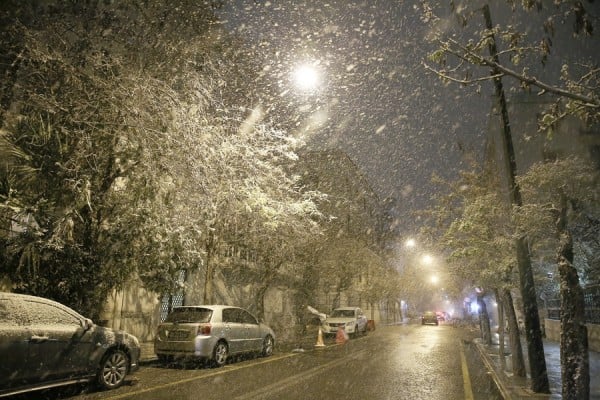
0,292 -> 140,397
154,305 -> 275,367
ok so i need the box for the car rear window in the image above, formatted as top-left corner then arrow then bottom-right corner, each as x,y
165,308 -> 212,323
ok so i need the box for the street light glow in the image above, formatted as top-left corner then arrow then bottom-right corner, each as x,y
421,254 -> 434,266
405,238 -> 416,248
292,64 -> 320,91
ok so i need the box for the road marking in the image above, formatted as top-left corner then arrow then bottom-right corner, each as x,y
100,353 -> 299,399
459,340 -> 475,400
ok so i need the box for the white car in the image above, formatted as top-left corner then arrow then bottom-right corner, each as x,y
322,307 -> 368,337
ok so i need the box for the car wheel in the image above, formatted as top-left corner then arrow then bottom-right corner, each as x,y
262,335 -> 274,357
97,349 -> 129,390
212,341 -> 228,367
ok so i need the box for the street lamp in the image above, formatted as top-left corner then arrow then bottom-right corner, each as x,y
421,254 -> 434,266
292,63 -> 321,92
405,238 -> 416,248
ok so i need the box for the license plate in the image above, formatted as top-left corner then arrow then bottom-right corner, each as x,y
167,330 -> 189,340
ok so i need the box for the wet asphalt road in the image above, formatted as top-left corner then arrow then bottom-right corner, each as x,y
15,324 -> 500,400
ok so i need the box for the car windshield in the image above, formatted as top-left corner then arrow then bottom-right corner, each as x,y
165,308 -> 212,324
331,310 -> 355,318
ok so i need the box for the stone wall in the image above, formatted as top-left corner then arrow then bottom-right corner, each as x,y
545,318 -> 600,352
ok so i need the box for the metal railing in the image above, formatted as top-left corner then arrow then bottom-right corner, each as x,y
546,285 -> 600,324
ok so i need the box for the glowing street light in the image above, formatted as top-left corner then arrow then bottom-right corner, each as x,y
294,65 -> 319,90
405,238 -> 416,248
292,64 -> 320,92
421,254 -> 434,266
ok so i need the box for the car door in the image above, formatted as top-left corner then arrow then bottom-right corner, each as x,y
0,297 -> 31,389
220,308 -> 245,355
23,298 -> 94,382
239,309 -> 261,352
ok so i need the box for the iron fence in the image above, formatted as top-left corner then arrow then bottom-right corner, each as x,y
546,285 -> 600,324
159,270 -> 186,322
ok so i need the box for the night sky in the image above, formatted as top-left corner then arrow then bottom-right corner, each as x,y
215,0 -> 598,233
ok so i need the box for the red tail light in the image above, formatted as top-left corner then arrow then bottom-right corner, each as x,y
197,324 -> 211,335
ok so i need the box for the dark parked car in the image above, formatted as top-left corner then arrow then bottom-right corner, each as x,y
154,305 -> 275,367
0,292 -> 140,398
421,311 -> 439,325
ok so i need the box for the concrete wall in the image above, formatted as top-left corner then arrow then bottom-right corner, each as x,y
100,281 -> 162,342
99,272 -> 323,344
545,319 -> 600,352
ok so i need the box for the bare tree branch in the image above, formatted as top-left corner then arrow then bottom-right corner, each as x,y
437,37 -> 600,108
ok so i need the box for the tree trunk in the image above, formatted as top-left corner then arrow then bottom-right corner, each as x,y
477,292 -> 492,345
332,285 -> 341,310
557,198 -> 589,400
256,284 -> 268,321
515,236 -> 550,391
202,234 -> 215,304
495,289 -> 507,371
482,4 -> 549,392
502,288 -> 526,377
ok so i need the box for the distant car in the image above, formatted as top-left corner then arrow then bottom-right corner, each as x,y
154,305 -> 275,367
421,311 -> 439,325
436,311 -> 449,322
0,292 -> 140,397
321,307 -> 368,337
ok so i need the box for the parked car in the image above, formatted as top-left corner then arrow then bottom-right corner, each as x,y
154,305 -> 275,367
421,311 -> 439,325
321,307 -> 368,337
0,292 -> 140,398
436,311 -> 449,322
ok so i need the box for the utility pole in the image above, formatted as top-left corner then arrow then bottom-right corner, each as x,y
482,4 -> 550,393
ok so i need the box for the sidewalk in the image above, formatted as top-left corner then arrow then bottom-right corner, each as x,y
474,336 -> 600,399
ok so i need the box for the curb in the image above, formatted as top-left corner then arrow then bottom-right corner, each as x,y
473,340 -> 512,400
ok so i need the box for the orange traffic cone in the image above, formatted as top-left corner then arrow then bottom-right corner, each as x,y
335,326 -> 348,345
315,327 -> 325,348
